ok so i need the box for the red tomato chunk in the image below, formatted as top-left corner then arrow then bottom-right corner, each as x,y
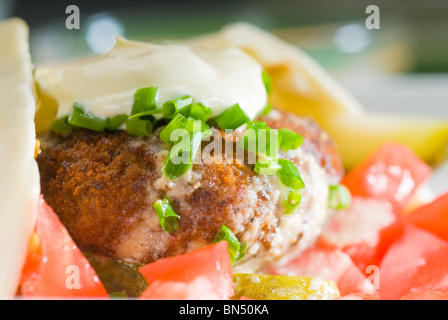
342,143 -> 432,213
139,241 -> 234,300
407,192 -> 448,242
20,196 -> 107,298
379,223 -> 448,300
401,287 -> 448,300
338,293 -> 377,300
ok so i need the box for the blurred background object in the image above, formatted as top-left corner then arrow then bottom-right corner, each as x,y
5,0 -> 448,71
3,0 -> 448,192
0,0 -> 13,20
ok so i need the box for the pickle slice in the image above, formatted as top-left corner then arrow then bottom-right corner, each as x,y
232,273 -> 339,300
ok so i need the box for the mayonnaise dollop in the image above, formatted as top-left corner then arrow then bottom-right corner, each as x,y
36,36 -> 267,122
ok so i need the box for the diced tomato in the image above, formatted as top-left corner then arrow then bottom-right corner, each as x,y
139,277 -> 227,300
379,223 -> 448,300
269,246 -> 378,297
317,197 -> 404,271
139,241 -> 234,300
406,192 -> 448,242
338,293 -> 377,300
20,196 -> 107,298
401,287 -> 448,300
342,143 -> 432,213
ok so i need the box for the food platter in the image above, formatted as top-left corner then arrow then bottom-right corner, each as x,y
1,1 -> 448,303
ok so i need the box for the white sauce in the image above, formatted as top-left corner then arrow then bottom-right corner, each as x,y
35,36 -> 267,122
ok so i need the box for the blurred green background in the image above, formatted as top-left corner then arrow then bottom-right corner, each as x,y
1,0 -> 447,73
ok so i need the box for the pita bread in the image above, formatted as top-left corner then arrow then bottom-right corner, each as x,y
0,18 -> 40,298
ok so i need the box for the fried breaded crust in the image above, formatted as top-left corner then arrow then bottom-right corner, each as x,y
37,110 -> 342,293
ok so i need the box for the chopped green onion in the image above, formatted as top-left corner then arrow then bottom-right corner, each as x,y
240,121 -> 280,159
259,127 -> 279,158
214,103 -> 250,130
283,190 -> 302,213
131,87 -> 157,116
254,158 -> 305,191
68,103 -> 106,132
188,102 -> 212,122
235,242 -> 247,262
153,197 -> 180,233
254,159 -> 281,175
125,118 -> 153,136
258,103 -> 272,117
262,70 -> 273,95
163,95 -> 193,119
162,145 -> 194,179
162,119 -> 209,179
246,120 -> 269,130
279,128 -> 303,151
277,159 -> 305,190
328,184 -> 351,210
214,225 -> 244,264
128,109 -> 162,119
176,105 -> 191,118
105,114 -> 128,131
240,121 -> 266,155
186,118 -> 212,141
159,113 -> 191,144
49,115 -> 73,134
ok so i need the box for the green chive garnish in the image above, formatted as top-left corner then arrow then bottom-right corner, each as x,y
159,113 -> 191,145
162,147 -> 193,179
125,118 -> 153,136
279,128 -> 303,151
153,197 -> 180,233
239,121 -> 266,155
246,120 -> 268,131
162,119 -> 210,179
328,184 -> 352,210
188,102 -> 212,122
131,87 -> 158,116
214,225 -> 246,264
240,121 -> 280,159
162,95 -> 193,119
214,103 -> 250,130
254,158 -> 305,191
258,127 -> 280,158
254,159 -> 281,175
284,190 -> 302,213
68,103 -> 106,132
262,70 -> 273,95
277,159 -> 305,190
236,242 -> 248,262
128,109 -> 162,119
258,103 -> 272,117
49,115 -> 73,134
105,114 -> 128,131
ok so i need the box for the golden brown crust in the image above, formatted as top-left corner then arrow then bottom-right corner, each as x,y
37,130 -> 163,257
37,129 -> 276,263
36,109 -> 343,268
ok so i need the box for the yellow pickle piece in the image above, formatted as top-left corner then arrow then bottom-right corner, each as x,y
232,273 -> 339,300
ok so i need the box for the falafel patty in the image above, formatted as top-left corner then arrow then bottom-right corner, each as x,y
37,108 -> 343,294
